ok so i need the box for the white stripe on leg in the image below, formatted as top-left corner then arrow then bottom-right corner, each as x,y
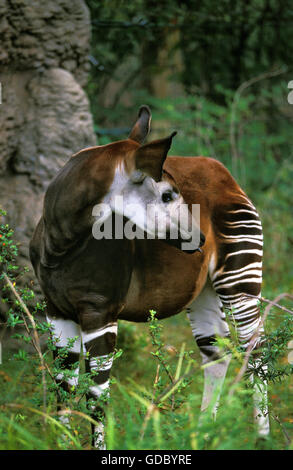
249,361 -> 270,437
201,355 -> 232,418
47,316 -> 81,353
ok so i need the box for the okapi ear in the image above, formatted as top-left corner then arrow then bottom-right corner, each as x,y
128,105 -> 152,144
134,131 -> 177,182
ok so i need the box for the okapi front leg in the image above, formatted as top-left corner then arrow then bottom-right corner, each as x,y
47,316 -> 81,427
81,320 -> 118,449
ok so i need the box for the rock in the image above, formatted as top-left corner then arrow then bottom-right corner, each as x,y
0,0 -> 91,87
0,1 -> 96,334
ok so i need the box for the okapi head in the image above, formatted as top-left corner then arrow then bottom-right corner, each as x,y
91,105 -> 204,252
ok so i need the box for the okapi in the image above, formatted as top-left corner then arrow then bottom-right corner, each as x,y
30,105 -> 269,448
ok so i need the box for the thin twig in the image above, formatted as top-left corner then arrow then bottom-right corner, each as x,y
152,348 -> 174,385
154,355 -> 228,406
271,413 -> 292,447
139,403 -> 158,441
229,67 -> 287,177
151,364 -> 160,405
242,293 -> 293,316
230,293 -> 293,392
3,273 -> 48,422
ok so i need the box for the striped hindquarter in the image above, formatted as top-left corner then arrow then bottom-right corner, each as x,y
212,197 -> 264,348
188,197 -> 269,435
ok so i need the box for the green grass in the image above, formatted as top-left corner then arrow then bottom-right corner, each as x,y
1,307 -> 292,450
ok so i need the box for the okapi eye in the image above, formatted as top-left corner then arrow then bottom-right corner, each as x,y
162,191 -> 173,203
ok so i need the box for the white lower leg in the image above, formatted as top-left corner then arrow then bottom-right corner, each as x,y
187,281 -> 231,420
47,316 -> 81,438
201,354 -> 232,418
249,361 -> 270,436
93,421 -> 106,449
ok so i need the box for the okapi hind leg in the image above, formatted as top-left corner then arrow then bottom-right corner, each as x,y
47,316 -> 81,428
211,199 -> 269,437
81,319 -> 118,449
214,289 -> 270,437
187,280 -> 232,419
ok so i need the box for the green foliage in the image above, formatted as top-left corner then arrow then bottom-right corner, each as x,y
259,314 -> 293,382
0,209 -> 18,272
87,0 -> 293,99
108,307 -> 293,450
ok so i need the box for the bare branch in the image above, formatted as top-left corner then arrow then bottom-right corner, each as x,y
229,67 -> 287,177
271,414 -> 292,447
3,273 -> 48,421
242,293 -> 293,316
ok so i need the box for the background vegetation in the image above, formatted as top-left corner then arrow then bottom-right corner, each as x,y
87,0 -> 293,293
1,0 -> 293,450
